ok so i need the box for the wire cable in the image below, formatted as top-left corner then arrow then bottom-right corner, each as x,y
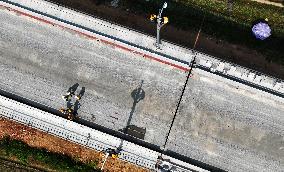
160,13 -> 206,154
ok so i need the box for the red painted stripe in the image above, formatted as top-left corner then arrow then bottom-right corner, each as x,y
143,54 -> 188,71
1,4 -> 190,72
114,43 -> 134,52
133,51 -> 144,56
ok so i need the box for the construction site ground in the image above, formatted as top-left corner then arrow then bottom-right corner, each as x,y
0,117 -> 148,172
1,7 -> 283,171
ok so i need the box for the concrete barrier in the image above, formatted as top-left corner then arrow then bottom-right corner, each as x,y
0,94 -> 209,172
196,54 -> 284,96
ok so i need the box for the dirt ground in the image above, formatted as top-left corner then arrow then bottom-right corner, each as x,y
50,0 -> 284,79
0,117 -> 148,172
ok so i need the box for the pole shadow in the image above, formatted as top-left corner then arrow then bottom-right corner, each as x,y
119,80 -> 146,138
116,80 -> 146,155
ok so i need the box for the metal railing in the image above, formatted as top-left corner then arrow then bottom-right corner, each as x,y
0,94 -> 209,171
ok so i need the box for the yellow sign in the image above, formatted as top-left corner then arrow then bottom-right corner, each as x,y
163,17 -> 169,24
150,14 -> 157,22
112,154 -> 119,159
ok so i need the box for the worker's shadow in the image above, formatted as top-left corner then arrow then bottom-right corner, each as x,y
74,87 -> 85,115
66,87 -> 85,119
119,80 -> 146,139
67,83 -> 79,94
77,87 -> 86,100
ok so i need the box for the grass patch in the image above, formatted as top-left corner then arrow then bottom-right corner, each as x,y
120,0 -> 284,64
45,0 -> 284,66
0,135 -> 100,172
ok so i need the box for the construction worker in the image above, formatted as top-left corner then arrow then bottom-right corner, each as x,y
75,94 -> 81,100
66,107 -> 75,120
59,107 -> 66,114
61,84 -> 83,120
67,112 -> 75,121
161,16 -> 169,25
59,107 -> 75,121
62,84 -> 78,101
62,92 -> 73,101
105,148 -> 120,159
150,14 -> 157,23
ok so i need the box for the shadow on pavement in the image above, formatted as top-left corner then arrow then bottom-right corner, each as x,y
61,85 -> 86,120
74,87 -> 86,117
120,80 -> 146,139
68,83 -> 79,94
0,88 -> 225,172
117,80 -> 146,152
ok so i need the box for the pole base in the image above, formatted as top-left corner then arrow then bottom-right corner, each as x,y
154,42 -> 162,50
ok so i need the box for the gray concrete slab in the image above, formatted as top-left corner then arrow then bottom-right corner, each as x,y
1,8 -> 284,172
167,69 -> 284,172
0,9 -> 186,148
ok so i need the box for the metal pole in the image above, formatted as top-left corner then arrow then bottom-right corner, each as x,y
101,153 -> 109,171
156,2 -> 166,49
159,7 -> 163,17
156,17 -> 161,48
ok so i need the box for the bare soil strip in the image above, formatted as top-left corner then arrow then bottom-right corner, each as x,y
0,117 -> 148,172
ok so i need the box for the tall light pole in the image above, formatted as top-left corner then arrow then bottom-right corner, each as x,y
150,2 -> 169,49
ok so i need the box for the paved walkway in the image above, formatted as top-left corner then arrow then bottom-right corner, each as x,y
251,0 -> 283,7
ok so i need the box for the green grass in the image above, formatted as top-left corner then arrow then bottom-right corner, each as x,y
0,135 -> 100,172
48,0 -> 284,66
120,0 -> 284,64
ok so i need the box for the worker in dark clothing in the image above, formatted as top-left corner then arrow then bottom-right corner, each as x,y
105,148 -> 120,159
60,84 -> 83,120
62,92 -> 73,101
62,83 -> 79,101
62,89 -> 76,101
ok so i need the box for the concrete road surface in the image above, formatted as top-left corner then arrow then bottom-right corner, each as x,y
0,8 -> 283,172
